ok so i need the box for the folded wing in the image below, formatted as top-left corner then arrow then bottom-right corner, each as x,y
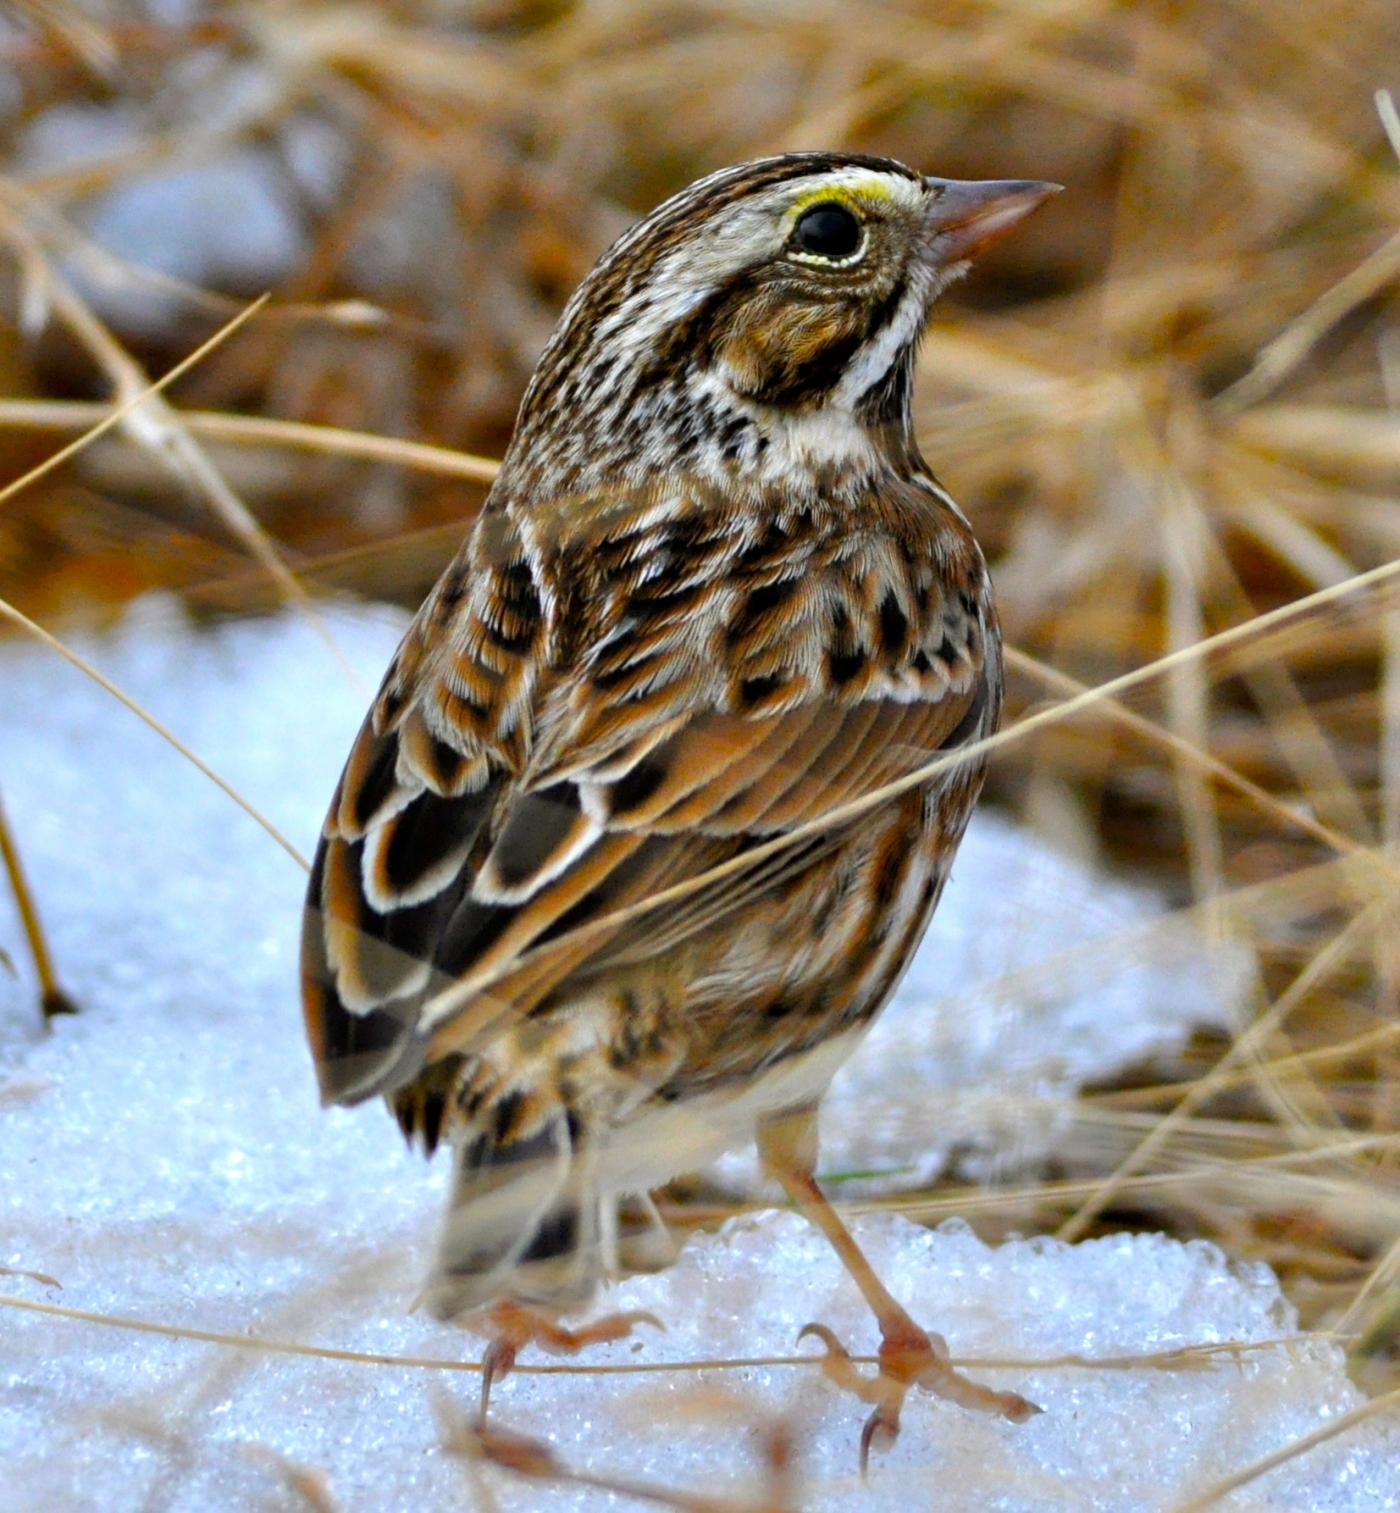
301,483 -> 996,1110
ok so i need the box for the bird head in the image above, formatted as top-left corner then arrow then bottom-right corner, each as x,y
503,153 -> 1059,497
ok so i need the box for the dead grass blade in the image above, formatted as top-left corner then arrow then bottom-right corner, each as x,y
0,184 -> 362,688
1160,475 -> 1226,903
0,401 -> 501,482
0,785 -> 75,1018
1215,226 -> 1400,414
1002,646 -> 1371,863
1213,87 -> 1400,414
0,296 -> 270,510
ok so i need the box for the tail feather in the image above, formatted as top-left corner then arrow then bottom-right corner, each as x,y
421,1104 -> 603,1319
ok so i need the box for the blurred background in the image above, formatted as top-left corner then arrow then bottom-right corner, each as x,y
5,0 -> 1400,1396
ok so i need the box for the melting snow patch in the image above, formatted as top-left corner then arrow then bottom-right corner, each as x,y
0,598 -> 1384,1511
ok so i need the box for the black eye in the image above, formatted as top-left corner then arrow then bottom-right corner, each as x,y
792,202 -> 862,260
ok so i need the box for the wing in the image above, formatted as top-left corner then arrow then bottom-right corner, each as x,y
300,480 -> 999,1109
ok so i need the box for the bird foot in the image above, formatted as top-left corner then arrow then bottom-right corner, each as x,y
799,1319 -> 1040,1472
472,1300 -> 664,1419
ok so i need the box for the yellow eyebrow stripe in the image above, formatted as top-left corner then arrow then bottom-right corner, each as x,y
786,173 -> 913,223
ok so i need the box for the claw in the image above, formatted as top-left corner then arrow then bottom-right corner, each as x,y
799,1313 -> 1041,1470
554,1308 -> 664,1351
479,1337 -> 518,1421
759,1135 -> 1039,1470
859,1407 -> 897,1476
796,1321 -> 847,1356
471,1302 -> 664,1422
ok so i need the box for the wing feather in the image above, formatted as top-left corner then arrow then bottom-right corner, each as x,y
301,483 -> 998,1108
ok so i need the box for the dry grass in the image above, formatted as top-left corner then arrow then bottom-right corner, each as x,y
5,0 -> 1400,1503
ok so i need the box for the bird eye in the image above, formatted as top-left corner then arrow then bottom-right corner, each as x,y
792,202 -> 863,261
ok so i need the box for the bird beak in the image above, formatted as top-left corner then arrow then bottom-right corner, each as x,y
922,178 -> 1061,263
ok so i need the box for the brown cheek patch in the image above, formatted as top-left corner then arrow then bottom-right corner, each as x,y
720,296 -> 869,409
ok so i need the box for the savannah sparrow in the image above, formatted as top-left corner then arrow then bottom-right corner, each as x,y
301,152 -> 1057,1460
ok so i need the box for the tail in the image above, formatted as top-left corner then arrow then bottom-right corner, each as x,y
419,1101 -> 604,1319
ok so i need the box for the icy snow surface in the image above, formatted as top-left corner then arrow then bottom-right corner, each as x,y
0,599 -> 1391,1510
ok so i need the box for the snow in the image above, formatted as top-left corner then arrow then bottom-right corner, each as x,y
0,597 -> 1391,1511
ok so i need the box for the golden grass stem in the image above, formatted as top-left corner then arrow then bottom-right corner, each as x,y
1055,900 -> 1388,1243
1385,610 -> 1400,850
1003,647 -> 1371,863
832,1159 -> 1400,1231
1160,479 -> 1226,905
1377,89 -> 1400,164
1337,1228 -> 1400,1344
0,400 -> 502,482
1211,87 -> 1400,422
1230,405 -> 1400,480
0,1290 -> 1309,1379
1200,523 -> 1371,848
1089,1020 -> 1400,1109
1217,224 -> 1400,412
0,786 -> 75,1018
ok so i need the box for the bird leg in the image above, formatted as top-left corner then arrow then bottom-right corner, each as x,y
758,1107 -> 1040,1470
469,1300 -> 663,1420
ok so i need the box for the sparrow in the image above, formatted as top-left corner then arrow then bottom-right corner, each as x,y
300,151 -> 1057,1462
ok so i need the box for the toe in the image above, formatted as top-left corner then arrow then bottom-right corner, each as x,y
798,1321 -> 878,1400
552,1307 -> 665,1352
912,1352 -> 1042,1420
878,1321 -> 941,1384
